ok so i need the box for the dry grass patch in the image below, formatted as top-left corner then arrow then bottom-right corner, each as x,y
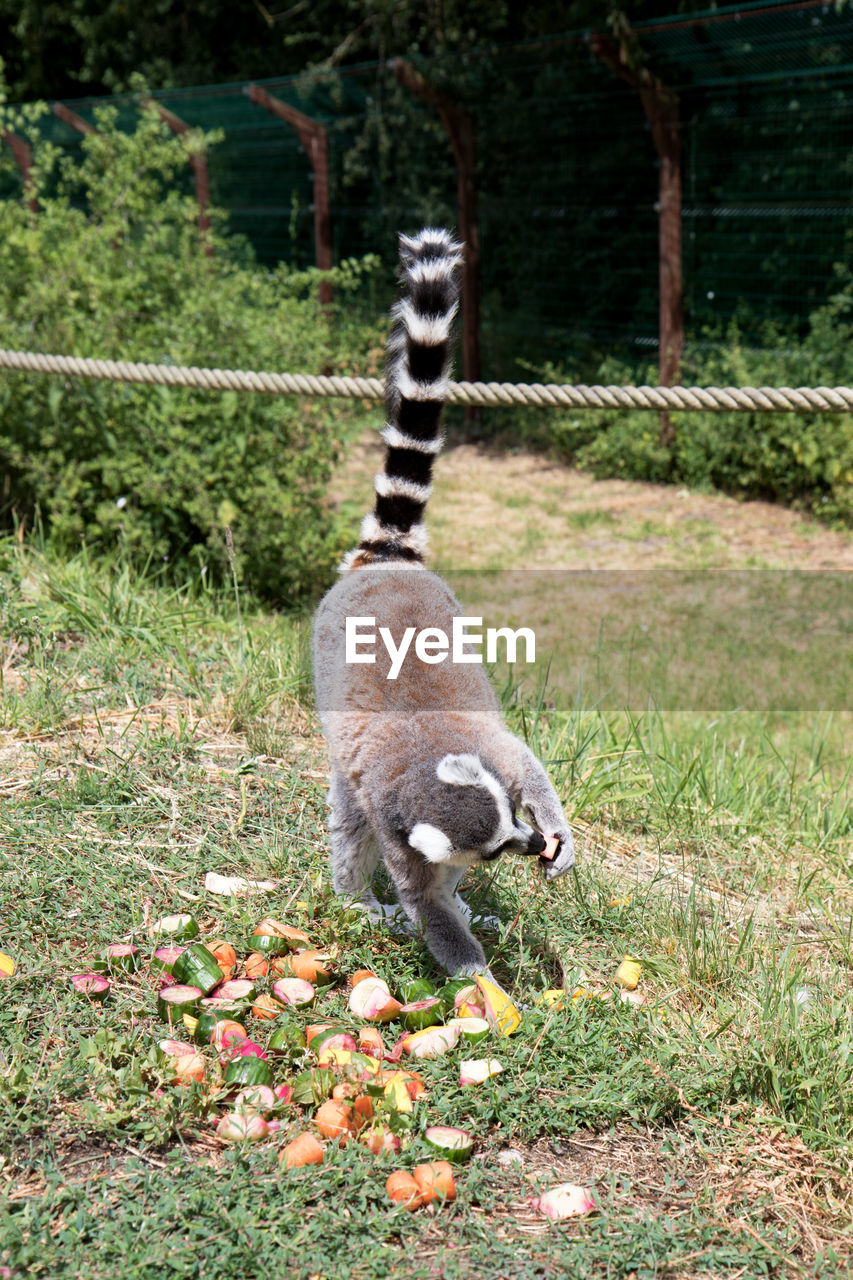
331,434 -> 853,571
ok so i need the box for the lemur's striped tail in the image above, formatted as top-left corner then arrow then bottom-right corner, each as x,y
341,227 -> 462,571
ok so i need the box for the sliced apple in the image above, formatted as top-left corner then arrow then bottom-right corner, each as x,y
459,1058 -> 504,1086
348,976 -> 402,1023
400,1023 -> 460,1059
530,1183 -> 595,1219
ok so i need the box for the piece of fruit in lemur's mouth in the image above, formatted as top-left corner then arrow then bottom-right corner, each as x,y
516,831 -> 556,860
539,835 -> 560,862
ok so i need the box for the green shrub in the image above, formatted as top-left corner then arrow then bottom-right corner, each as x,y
0,96 -> 381,602
521,301 -> 853,524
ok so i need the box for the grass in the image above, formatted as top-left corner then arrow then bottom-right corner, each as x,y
1,534 -> 852,1279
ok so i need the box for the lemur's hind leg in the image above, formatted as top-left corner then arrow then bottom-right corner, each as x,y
328,772 -> 408,927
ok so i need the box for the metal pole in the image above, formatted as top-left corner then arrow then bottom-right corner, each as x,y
590,32 -> 684,448
246,83 -> 333,305
1,132 -> 38,214
146,100 -> 214,258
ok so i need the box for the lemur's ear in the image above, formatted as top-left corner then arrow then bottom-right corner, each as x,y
436,753 -> 485,787
409,822 -> 453,862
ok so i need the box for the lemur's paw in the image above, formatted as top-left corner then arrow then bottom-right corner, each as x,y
452,963 -> 495,982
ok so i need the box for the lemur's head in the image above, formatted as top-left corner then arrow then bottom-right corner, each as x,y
401,753 -> 546,867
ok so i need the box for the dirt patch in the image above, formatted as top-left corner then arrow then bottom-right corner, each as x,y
439,1121 -> 850,1273
4,1130 -> 222,1208
704,1127 -> 852,1268
476,1122 -> 705,1232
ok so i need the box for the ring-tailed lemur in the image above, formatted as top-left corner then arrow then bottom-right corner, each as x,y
313,228 -> 574,976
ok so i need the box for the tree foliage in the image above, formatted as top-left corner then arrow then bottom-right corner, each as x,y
0,0 -> 711,102
0,99 -> 380,601
519,300 -> 853,525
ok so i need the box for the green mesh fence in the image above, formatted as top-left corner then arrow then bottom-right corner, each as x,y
636,1 -> 853,344
4,0 -> 853,379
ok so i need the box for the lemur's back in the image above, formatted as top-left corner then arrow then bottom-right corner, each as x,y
314,568 -> 499,719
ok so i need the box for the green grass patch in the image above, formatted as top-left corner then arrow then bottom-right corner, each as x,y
1,541 -> 851,1277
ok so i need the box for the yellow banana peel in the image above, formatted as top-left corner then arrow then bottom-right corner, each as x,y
475,974 -> 522,1036
536,989 -> 566,1009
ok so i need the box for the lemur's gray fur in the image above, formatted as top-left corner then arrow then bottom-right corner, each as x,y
313,228 -> 574,976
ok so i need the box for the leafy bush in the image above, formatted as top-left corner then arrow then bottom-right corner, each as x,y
0,95 -> 382,602
522,298 -> 853,524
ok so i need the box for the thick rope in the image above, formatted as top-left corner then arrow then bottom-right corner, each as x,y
2,347 -> 853,413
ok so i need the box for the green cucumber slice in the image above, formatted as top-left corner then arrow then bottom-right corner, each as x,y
171,943 -> 224,995
193,1007 -> 238,1046
447,1016 -> 490,1044
423,1125 -> 474,1163
100,944 -> 140,974
249,922 -> 312,953
157,984 -> 203,1025
149,913 -> 200,943
398,997 -> 443,1031
246,933 -> 289,956
401,978 -> 436,1004
151,945 -> 187,975
267,1023 -> 307,1056
224,1056 -> 273,1089
437,979 -> 475,1014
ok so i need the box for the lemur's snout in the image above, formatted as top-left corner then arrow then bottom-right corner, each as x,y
527,830 -> 547,855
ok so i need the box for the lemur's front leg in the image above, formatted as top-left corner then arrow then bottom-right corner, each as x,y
516,744 -> 575,880
381,834 -> 489,976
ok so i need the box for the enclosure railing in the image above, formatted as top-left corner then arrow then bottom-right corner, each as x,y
2,347 -> 852,413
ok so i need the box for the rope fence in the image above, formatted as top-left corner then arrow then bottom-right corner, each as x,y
2,347 -> 853,413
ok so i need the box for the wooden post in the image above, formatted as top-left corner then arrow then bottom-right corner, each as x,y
391,58 -> 481,416
246,83 -> 333,305
145,99 -> 213,258
590,32 -> 683,449
1,131 -> 38,213
52,102 -> 96,135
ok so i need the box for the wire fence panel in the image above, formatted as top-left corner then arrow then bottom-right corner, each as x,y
4,0 -> 853,380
